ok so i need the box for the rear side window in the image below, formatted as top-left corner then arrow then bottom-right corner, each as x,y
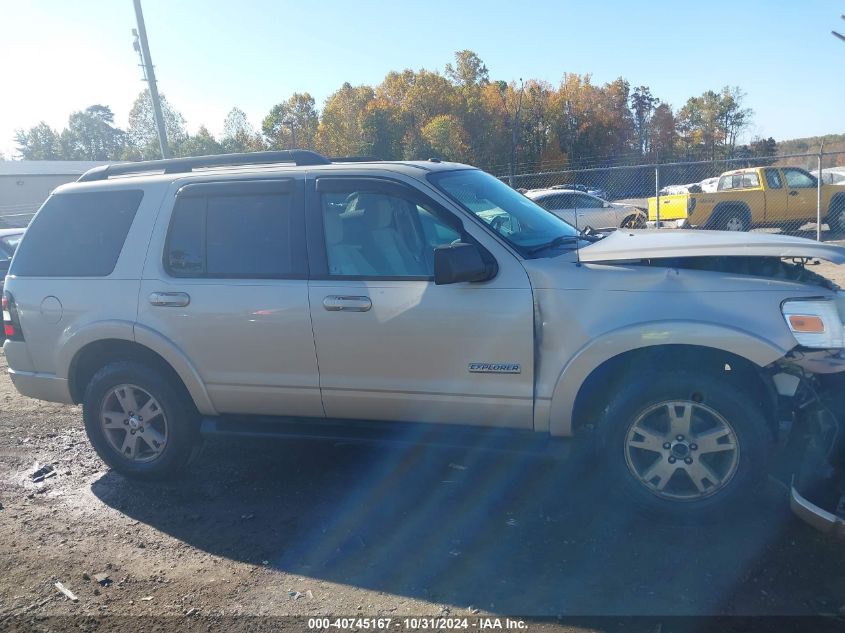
11,190 -> 143,277
165,189 -> 305,278
718,173 -> 759,191
574,194 -> 604,208
538,194 -> 574,209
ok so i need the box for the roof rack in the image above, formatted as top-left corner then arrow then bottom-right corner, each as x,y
77,150 -> 332,182
329,155 -> 381,163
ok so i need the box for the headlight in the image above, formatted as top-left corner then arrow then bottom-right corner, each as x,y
782,299 -> 845,348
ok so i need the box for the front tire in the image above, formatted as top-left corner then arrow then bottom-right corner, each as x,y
595,371 -> 771,521
83,361 -> 200,479
828,195 -> 845,235
621,214 -> 645,229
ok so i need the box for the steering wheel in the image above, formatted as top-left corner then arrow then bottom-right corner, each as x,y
490,215 -> 507,232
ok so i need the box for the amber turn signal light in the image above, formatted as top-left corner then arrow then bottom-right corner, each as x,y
787,315 -> 826,333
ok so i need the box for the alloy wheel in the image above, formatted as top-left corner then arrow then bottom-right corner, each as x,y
624,400 -> 740,501
99,384 -> 168,463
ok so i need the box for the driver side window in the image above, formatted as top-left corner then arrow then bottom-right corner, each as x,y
320,185 -> 461,278
783,168 -> 816,189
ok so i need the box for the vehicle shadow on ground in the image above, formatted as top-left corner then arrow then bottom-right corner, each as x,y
90,434 -> 835,615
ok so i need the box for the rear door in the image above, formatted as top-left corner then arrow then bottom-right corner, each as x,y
137,178 -> 323,417
306,176 -> 535,428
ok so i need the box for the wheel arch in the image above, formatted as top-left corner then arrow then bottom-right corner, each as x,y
707,201 -> 751,229
547,322 -> 787,437
620,209 -> 646,228
827,191 -> 845,217
68,331 -> 216,415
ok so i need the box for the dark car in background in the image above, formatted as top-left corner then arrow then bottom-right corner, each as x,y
0,228 -> 25,341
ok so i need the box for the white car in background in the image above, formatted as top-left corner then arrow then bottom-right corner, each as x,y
811,168 -> 845,185
699,177 -> 719,192
525,188 -> 646,230
659,177 -> 720,196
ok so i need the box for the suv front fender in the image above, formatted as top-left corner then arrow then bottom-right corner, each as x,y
546,320 -> 790,436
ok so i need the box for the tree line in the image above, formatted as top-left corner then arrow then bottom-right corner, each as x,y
13,50 -> 778,174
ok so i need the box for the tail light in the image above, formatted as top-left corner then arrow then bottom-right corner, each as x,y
2,291 -> 24,341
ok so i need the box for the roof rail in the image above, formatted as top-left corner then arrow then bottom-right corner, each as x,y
329,155 -> 381,163
77,150 -> 332,182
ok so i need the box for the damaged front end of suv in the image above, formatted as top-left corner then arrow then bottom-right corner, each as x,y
655,255 -> 845,537
774,348 -> 845,538
576,229 -> 845,536
660,255 -> 845,536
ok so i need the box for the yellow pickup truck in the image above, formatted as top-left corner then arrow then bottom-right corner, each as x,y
647,166 -> 845,232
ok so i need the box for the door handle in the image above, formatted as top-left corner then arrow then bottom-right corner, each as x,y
149,291 -> 191,307
322,295 -> 372,312
789,190 -> 799,196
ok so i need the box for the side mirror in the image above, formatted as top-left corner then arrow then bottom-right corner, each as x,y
434,243 -> 494,285
603,202 -> 612,208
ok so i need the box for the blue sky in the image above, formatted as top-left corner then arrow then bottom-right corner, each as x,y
1,0 -> 843,157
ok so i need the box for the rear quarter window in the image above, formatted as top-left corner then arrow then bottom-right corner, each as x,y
11,190 -> 143,277
718,173 -> 760,191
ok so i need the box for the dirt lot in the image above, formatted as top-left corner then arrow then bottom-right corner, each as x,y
2,261 -> 845,629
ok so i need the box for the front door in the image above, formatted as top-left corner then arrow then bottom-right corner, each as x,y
306,176 -> 535,428
137,178 -> 323,417
783,168 -> 818,223
762,168 -> 787,222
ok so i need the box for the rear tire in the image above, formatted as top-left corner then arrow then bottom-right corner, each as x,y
82,361 -> 200,479
594,371 -> 771,522
712,207 -> 750,231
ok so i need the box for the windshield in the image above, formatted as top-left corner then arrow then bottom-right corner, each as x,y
428,169 -> 580,255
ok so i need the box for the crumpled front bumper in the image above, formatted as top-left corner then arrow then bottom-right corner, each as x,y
788,387 -> 845,540
790,481 -> 845,538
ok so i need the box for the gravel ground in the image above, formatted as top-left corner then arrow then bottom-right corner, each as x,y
3,253 -> 845,630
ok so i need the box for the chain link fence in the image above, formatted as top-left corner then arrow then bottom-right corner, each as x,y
498,151 -> 845,241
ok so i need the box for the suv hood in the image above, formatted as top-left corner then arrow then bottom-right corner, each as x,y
579,229 -> 845,264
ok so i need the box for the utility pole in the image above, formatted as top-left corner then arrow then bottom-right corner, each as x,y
655,157 -> 661,228
132,0 -> 169,158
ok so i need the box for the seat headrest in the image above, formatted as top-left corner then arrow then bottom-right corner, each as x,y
356,194 -> 395,230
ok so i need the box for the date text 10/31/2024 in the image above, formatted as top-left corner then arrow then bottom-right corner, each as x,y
307,617 -> 528,630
